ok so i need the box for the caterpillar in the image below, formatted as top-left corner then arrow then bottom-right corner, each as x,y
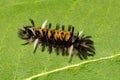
18,19 -> 95,62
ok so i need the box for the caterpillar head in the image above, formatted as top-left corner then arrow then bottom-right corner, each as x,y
18,19 -> 37,41
18,26 -> 36,41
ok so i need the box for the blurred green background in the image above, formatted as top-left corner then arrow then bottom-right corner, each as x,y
0,0 -> 120,80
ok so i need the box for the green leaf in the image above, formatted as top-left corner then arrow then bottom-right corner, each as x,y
32,55 -> 120,80
0,0 -> 120,80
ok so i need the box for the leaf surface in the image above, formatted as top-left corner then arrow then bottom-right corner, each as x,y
0,0 -> 120,80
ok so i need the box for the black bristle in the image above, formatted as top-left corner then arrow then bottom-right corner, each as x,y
56,24 -> 59,30
71,26 -> 74,35
62,25 -> 65,30
41,44 -> 45,52
55,46 -> 59,55
21,42 -> 29,45
77,53 -> 83,60
62,48 -> 65,56
29,19 -> 35,27
48,45 -> 52,54
68,25 -> 72,31
48,23 -> 52,29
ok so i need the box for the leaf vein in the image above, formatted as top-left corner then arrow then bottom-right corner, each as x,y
24,53 -> 120,80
